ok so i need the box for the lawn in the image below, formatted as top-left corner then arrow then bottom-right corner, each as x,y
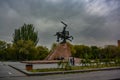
30,62 -> 120,72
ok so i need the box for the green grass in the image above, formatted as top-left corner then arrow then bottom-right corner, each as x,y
30,68 -> 65,72
30,63 -> 120,72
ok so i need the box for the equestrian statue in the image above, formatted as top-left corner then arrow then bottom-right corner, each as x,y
55,21 -> 73,43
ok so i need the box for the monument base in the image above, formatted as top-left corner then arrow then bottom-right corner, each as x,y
45,43 -> 71,60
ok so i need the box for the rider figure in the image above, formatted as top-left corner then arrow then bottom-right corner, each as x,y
61,21 -> 67,43
55,21 -> 73,43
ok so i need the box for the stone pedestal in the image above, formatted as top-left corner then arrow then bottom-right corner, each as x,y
45,43 -> 71,60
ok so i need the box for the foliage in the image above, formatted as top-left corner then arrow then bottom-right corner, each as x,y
90,46 -> 101,59
35,46 -> 49,60
0,40 -> 7,60
0,40 -> 7,50
12,40 -> 37,60
13,24 -> 38,46
31,68 -> 65,72
57,60 -> 72,70
71,44 -> 120,60
72,45 -> 91,59
31,61 -> 120,72
0,40 -> 49,61
0,39 -> 120,61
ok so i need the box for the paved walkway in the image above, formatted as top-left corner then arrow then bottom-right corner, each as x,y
3,62 -> 58,70
0,69 -> 120,80
0,62 -> 25,78
0,61 -> 120,80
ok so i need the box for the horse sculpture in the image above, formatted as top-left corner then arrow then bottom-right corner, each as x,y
55,21 -> 73,43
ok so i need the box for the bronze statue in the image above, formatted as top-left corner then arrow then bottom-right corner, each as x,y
55,21 -> 73,43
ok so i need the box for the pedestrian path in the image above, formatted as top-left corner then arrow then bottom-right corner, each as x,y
0,62 -> 25,78
3,61 -> 58,70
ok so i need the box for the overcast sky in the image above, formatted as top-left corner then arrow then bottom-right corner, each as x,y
0,0 -> 120,48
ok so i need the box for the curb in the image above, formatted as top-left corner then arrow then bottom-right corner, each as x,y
9,65 -> 28,75
9,65 -> 120,76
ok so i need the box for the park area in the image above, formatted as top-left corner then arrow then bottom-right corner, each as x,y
4,59 -> 120,75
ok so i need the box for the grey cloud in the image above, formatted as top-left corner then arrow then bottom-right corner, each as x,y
0,0 -> 120,48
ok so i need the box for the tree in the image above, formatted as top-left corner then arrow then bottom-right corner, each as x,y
73,45 -> 91,59
0,40 -> 7,60
72,45 -> 82,58
36,46 -> 49,60
102,45 -> 117,59
12,40 -> 37,60
90,46 -> 101,59
0,40 -> 7,50
13,24 -> 38,46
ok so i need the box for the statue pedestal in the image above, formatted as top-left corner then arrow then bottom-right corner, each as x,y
45,43 -> 71,60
